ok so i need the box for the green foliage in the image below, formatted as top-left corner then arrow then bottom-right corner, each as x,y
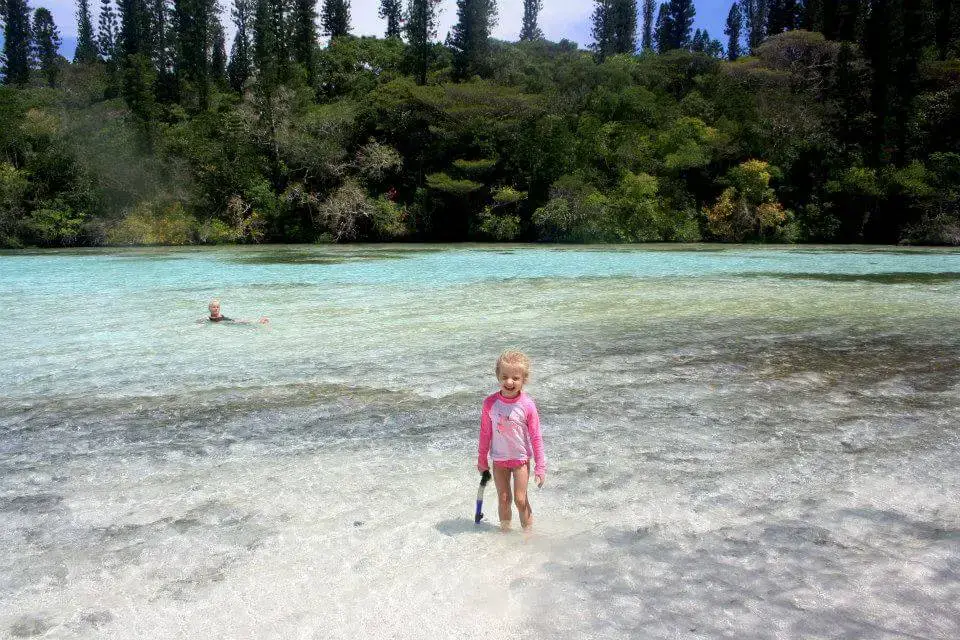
21,199 -> 86,245
491,185 -> 526,204
705,159 -> 792,241
0,4 -> 958,247
315,36 -> 405,99
107,200 -> 197,245
0,161 -> 29,243
656,116 -> 719,171
533,172 -> 616,242
478,207 -> 521,240
453,157 -> 497,175
425,172 -> 483,195
371,195 -> 407,238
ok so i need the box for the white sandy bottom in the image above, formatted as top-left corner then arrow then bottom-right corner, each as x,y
4,433 -> 958,640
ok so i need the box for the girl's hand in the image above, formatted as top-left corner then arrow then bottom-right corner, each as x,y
535,474 -> 545,488
477,464 -> 488,473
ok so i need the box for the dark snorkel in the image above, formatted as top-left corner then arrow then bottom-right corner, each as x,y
474,470 -> 492,523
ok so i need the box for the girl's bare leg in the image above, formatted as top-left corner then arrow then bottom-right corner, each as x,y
492,464 -> 514,530
512,464 -> 533,529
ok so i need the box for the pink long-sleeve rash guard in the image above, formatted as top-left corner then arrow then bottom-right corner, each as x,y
477,391 -> 546,477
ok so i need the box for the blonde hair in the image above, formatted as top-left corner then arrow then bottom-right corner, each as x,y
495,350 -> 531,380
208,298 -> 221,311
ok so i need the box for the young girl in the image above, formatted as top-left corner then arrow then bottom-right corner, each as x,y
477,350 -> 546,531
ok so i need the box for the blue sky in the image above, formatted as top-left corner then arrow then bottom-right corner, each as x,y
21,0 -> 733,60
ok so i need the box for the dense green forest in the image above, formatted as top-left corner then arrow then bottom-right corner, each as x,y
1,0 -> 958,246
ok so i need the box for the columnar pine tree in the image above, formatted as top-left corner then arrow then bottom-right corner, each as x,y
118,0 -> 152,58
321,0 -> 350,38
802,0 -> 821,31
97,0 -> 120,62
739,0 -> 767,52
767,0 -> 798,34
591,0 -> 615,59
450,0 -> 497,79
253,0 -> 281,87
152,0 -> 178,101
835,0 -> 863,43
591,0 -> 636,59
641,0 -> 655,50
32,7 -> 61,86
227,0 -> 252,90
612,0 -> 638,53
117,0 -> 158,136
665,0 -> 695,50
724,1 -> 741,60
934,0 -> 956,60
653,2 -> 669,52
210,18 -> 228,88
765,0 -> 783,35
75,0 -> 99,62
291,0 -> 316,82
518,0 -> 542,41
3,0 -> 32,85
404,0 -> 440,85
173,0 -> 214,108
379,0 -> 402,38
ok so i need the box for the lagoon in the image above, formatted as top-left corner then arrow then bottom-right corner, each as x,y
1,244 -> 959,638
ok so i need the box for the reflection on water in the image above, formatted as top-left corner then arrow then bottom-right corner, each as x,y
1,245 -> 959,639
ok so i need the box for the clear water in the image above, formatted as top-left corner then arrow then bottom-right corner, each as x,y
1,244 -> 959,639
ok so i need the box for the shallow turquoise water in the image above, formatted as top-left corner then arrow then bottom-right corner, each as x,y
1,244 -> 959,639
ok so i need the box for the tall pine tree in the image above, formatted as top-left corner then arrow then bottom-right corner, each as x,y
665,0 -> 695,50
97,0 -> 120,62
321,0 -> 350,38
519,0 -> 542,41
802,0 -> 822,32
210,18 -> 228,88
724,1 -> 742,60
173,0 -> 214,108
152,0 -> 177,101
591,0 -> 637,59
766,0 -> 798,36
117,0 -> 152,58
591,0 -> 615,59
227,0 -> 253,91
32,7 -> 61,86
75,0 -> 99,62
291,0 -> 316,82
253,0 -> 284,88
612,0 -> 638,53
641,0 -> 655,51
450,0 -> 497,79
3,0 -> 32,85
653,2 -> 669,52
379,0 -> 402,38
935,0 -> 956,60
404,0 -> 441,85
740,0 -> 767,52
